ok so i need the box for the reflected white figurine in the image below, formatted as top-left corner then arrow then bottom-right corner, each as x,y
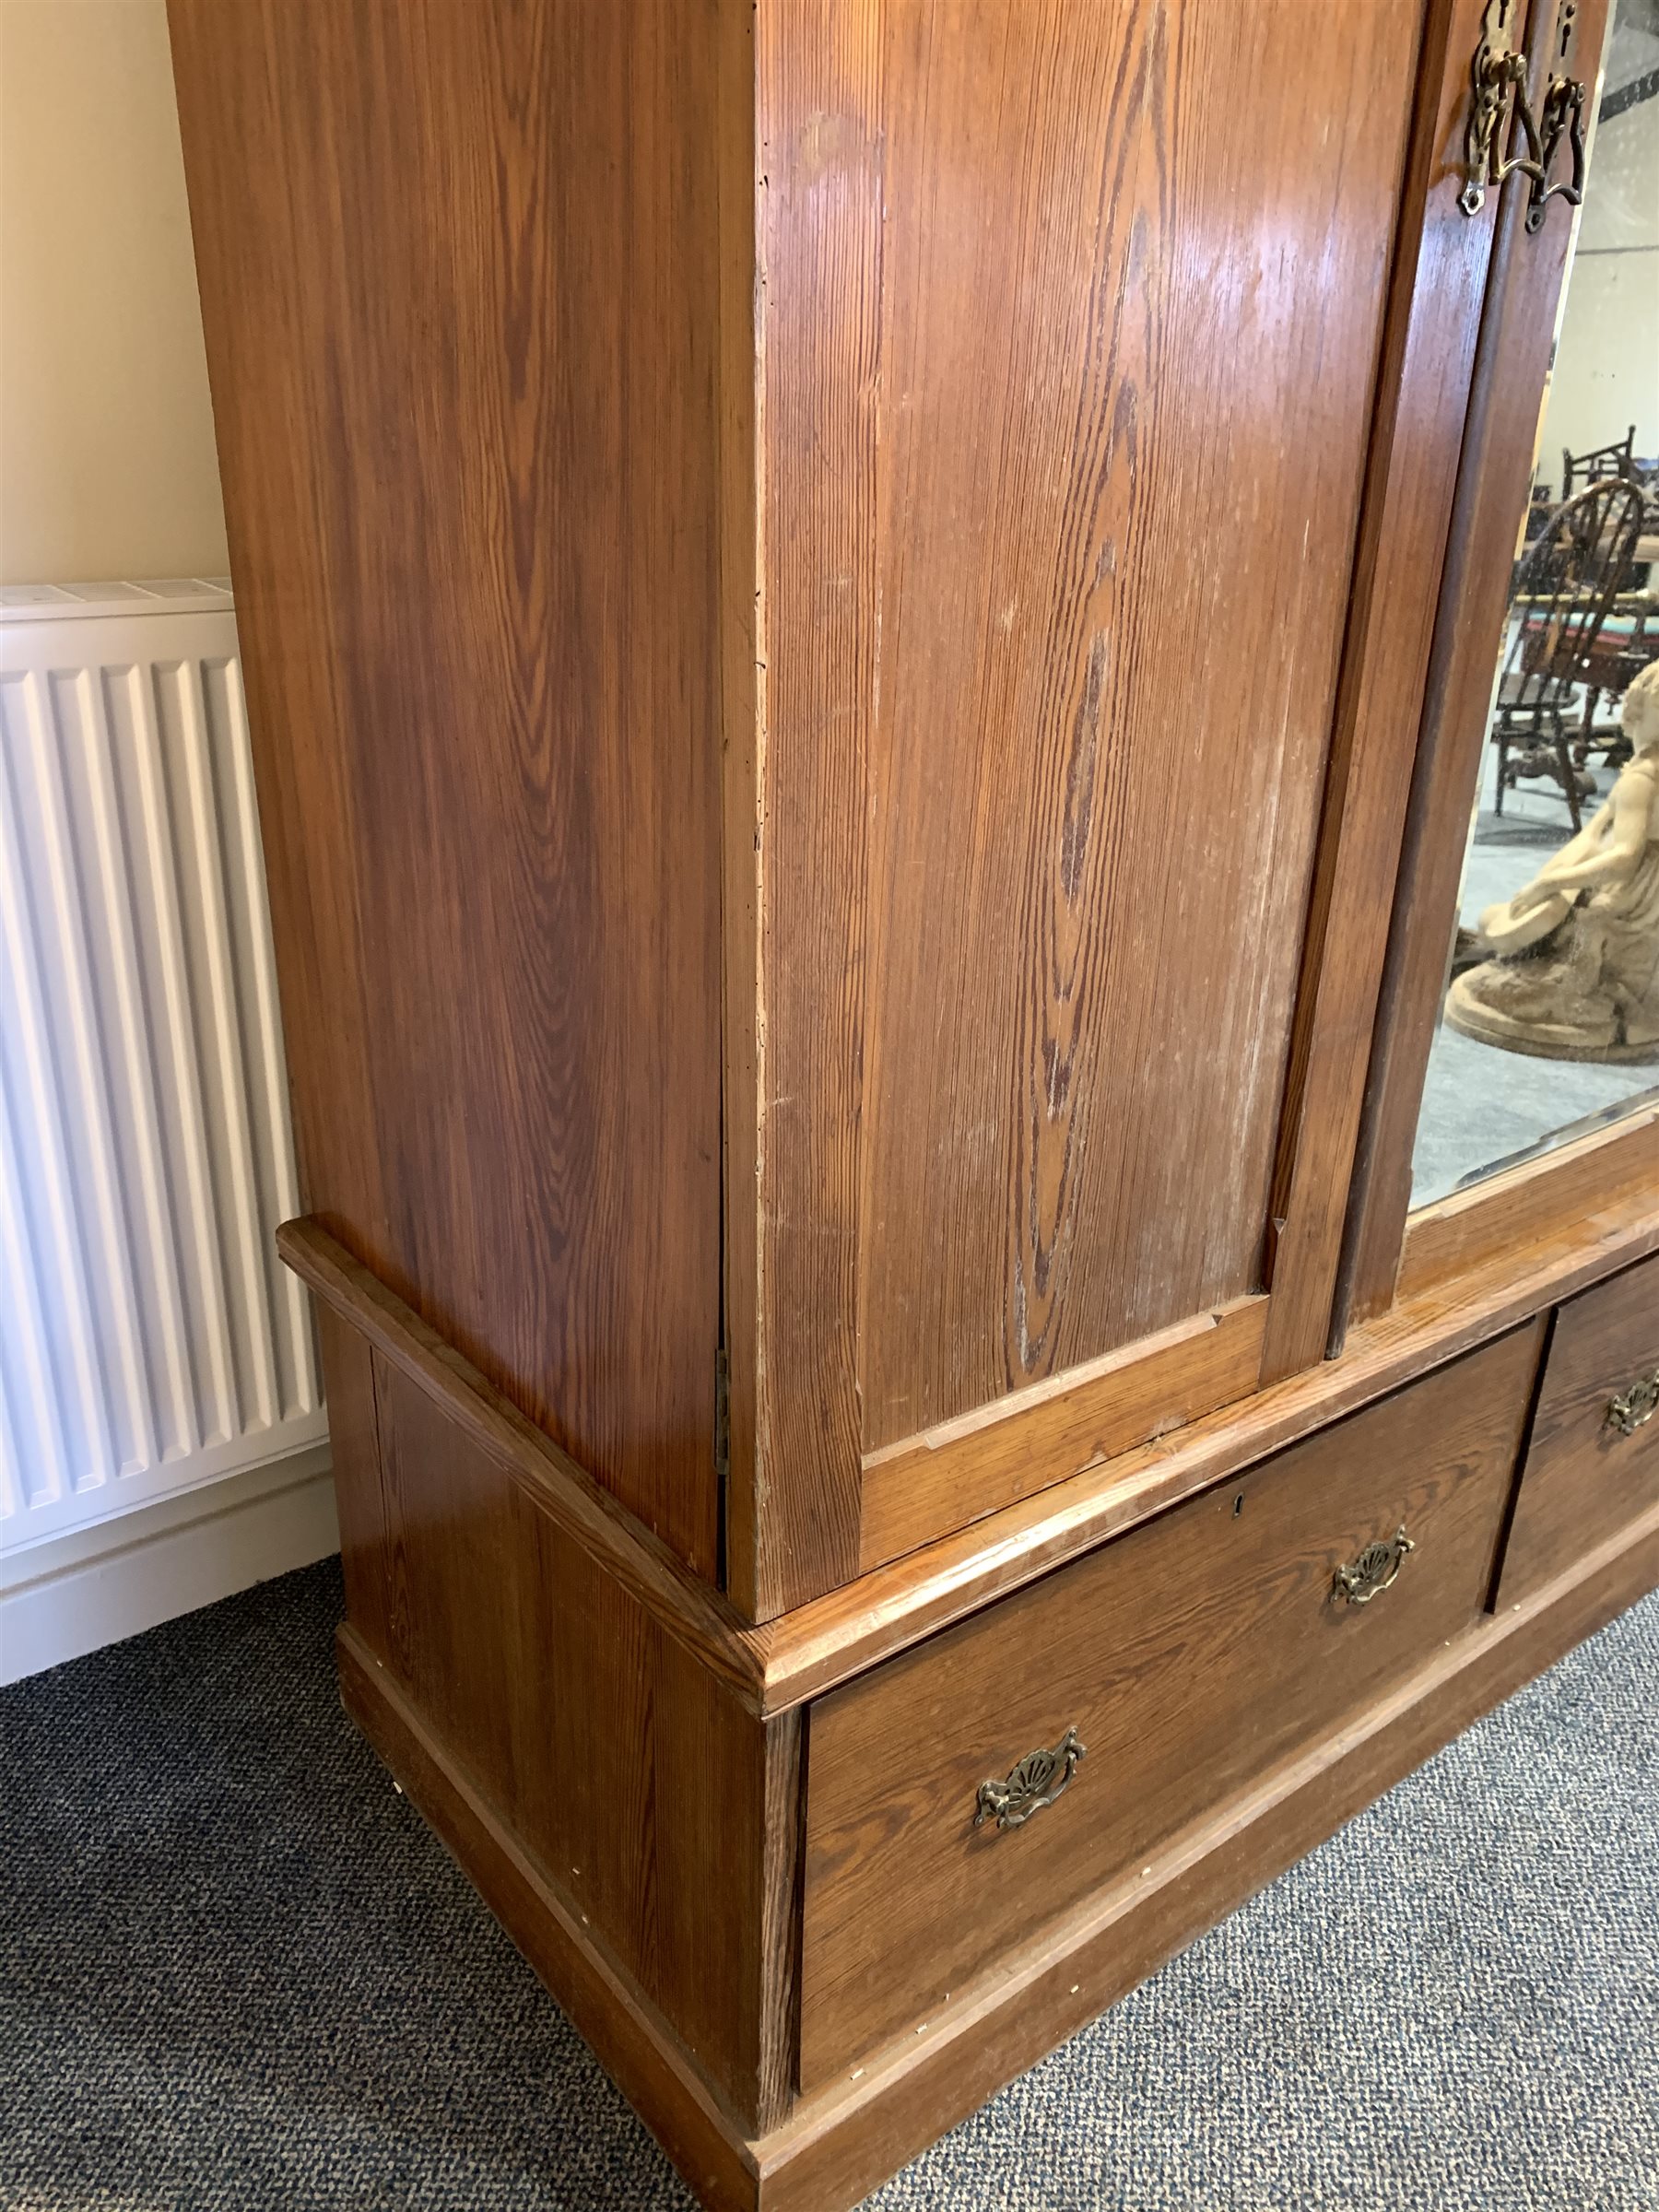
1447,657 -> 1659,1062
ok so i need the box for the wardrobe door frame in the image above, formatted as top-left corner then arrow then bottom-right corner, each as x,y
1337,0 -> 1639,1338
726,0 -> 1530,1621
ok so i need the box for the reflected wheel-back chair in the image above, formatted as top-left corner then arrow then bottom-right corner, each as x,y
1491,477 -> 1646,830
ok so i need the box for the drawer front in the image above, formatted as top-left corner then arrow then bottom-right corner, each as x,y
799,1323 -> 1542,2089
1500,1252 -> 1659,1607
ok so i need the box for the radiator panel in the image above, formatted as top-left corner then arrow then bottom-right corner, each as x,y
0,585 -> 324,1548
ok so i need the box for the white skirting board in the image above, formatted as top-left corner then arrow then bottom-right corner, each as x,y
0,1441 -> 338,1685
1,581 -> 335,1678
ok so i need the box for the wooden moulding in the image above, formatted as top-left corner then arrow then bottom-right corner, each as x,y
282,1196 -> 1659,1717
1335,0 -> 1618,1331
1394,1106 -> 1659,1308
320,1293 -> 801,2140
1257,0 -> 1509,1386
336,1628 -> 759,2212
715,0 -> 765,1648
277,1219 -> 771,1711
339,1500 -> 1659,2212
856,1297 -> 1268,1575
766,1185 -> 1658,1711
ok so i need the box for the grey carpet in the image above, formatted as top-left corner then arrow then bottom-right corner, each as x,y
2,1560 -> 1655,2212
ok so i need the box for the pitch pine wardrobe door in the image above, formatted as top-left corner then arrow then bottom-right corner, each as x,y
727,0 -> 1504,1614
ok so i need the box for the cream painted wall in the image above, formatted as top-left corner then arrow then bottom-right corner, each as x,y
1538,41 -> 1659,486
0,0 -> 229,585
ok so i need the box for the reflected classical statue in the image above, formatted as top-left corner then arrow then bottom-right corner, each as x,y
1446,658 -> 1659,1062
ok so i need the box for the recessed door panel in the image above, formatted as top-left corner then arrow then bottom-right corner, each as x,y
848,0 -> 1422,1449
741,0 -> 1511,1613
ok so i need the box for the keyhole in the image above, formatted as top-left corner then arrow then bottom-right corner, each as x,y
1559,2 -> 1576,57
1233,1493 -> 1245,1519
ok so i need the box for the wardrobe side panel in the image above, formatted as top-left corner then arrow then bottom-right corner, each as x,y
169,0 -> 727,1574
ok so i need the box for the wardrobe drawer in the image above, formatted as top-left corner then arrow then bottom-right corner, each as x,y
1499,1253 -> 1659,1607
798,1322 -> 1542,2089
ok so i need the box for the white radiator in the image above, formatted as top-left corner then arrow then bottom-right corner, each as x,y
0,582 -> 332,1676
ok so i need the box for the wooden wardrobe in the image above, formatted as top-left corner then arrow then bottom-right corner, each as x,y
168,2 -> 1659,2205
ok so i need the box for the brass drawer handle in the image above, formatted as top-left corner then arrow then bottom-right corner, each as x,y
974,1728 -> 1085,1832
1333,1526 -> 1415,1606
1606,1370 -> 1659,1439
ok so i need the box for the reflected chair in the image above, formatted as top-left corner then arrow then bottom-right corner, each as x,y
1561,427 -> 1636,499
1575,590 -> 1659,772
1491,478 -> 1646,829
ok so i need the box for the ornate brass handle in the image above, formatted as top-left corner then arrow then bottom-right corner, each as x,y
974,1728 -> 1085,1832
1459,0 -> 1586,230
1333,1526 -> 1415,1606
1460,0 -> 1535,217
1526,71 -> 1587,232
1606,1369 -> 1659,1439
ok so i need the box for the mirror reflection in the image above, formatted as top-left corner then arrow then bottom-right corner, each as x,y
1411,0 -> 1659,1208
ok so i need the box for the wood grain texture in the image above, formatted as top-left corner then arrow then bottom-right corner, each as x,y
857,1296 -> 1267,1573
168,0 -> 727,1574
338,1469 -> 1659,2212
757,1699 -> 806,2128
745,0 -> 1427,1613
279,1218 -> 771,1714
287,1194 -> 1655,1726
314,1302 -> 388,1659
337,1627 -> 765,2212
1499,1251 -> 1659,1606
757,1498 -> 1659,2212
848,0 -> 1419,1437
738,1 -> 887,1617
1260,0 -> 1508,1379
759,1180 -> 1657,1714
1338,0 -> 1617,1324
718,0 -> 764,1615
797,1323 -> 1540,2086
340,1343 -> 798,2135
